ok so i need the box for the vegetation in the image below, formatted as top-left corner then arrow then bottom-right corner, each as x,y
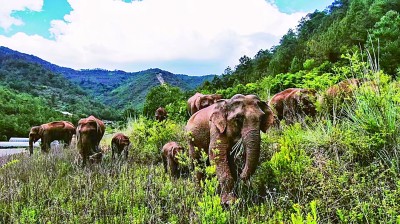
0,47 -> 214,111
199,0 -> 400,94
0,56 -> 118,120
0,86 -> 64,140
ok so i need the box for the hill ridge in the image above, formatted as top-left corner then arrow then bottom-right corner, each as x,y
0,46 -> 215,110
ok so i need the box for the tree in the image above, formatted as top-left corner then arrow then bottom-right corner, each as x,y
369,10 -> 400,75
143,84 -> 185,117
268,29 -> 298,75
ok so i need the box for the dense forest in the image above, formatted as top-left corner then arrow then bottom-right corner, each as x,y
1,0 -> 400,222
196,0 -> 400,94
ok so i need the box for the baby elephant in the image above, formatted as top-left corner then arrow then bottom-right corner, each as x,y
111,133 -> 131,159
161,142 -> 184,177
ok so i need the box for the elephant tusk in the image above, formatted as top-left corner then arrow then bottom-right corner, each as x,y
230,138 -> 244,160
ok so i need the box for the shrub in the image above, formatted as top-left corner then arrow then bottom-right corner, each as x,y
126,116 -> 186,163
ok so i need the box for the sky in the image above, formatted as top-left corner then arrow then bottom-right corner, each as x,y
0,0 -> 334,76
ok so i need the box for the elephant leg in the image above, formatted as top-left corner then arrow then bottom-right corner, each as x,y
65,135 -> 73,147
169,159 -> 178,178
124,148 -> 128,160
82,155 -> 87,167
209,140 -> 235,205
162,154 -> 168,173
189,144 -> 205,184
41,137 -> 50,153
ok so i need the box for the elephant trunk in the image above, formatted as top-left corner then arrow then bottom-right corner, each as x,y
28,136 -> 34,155
240,129 -> 261,181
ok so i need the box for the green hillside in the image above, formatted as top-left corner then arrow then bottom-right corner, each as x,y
0,47 -> 214,111
0,57 -> 119,125
110,69 -> 213,110
0,86 -> 65,140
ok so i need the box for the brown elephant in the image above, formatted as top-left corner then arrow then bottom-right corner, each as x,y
76,115 -> 105,166
187,92 -> 223,115
268,88 -> 317,123
111,133 -> 130,159
325,78 -> 367,99
155,107 -> 167,122
320,78 -> 369,117
186,94 -> 275,205
161,141 -> 184,178
28,121 -> 75,155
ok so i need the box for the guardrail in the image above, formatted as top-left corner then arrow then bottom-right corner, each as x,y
9,137 -> 41,143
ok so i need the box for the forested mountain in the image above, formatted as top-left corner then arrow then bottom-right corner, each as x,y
0,86 -> 65,140
199,0 -> 400,93
0,56 -> 115,119
0,47 -> 214,109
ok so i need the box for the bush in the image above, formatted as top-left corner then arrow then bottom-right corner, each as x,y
126,116 -> 186,163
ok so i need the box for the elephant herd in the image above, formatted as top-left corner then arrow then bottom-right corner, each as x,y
29,115 -> 130,166
27,78 -> 367,205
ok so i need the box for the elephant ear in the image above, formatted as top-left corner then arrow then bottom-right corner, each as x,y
38,126 -> 45,136
210,102 -> 227,133
167,145 -> 176,158
195,96 -> 202,110
258,101 -> 275,133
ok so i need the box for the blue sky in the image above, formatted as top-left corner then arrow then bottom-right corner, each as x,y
0,0 -> 334,75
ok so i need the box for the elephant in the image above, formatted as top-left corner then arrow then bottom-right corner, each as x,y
325,78 -> 367,99
187,92 -> 223,115
161,141 -> 185,178
28,121 -> 75,155
76,115 -> 105,166
268,88 -> 317,124
319,78 -> 369,118
155,107 -> 168,122
186,94 -> 275,205
111,133 -> 131,159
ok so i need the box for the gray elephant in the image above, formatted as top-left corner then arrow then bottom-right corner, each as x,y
186,94 -> 275,205
28,121 -> 76,155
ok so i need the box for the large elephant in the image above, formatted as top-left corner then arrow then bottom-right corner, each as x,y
76,115 -> 105,166
186,94 -> 275,205
161,141 -> 185,178
111,133 -> 130,159
155,107 -> 168,122
268,88 -> 317,123
187,93 -> 223,115
28,121 -> 75,155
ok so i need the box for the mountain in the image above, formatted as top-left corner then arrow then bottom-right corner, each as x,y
0,46 -> 215,109
0,51 -> 117,121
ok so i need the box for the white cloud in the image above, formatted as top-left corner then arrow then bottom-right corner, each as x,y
0,0 -> 43,31
0,0 -> 306,75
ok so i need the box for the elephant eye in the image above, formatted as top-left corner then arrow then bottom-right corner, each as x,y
234,115 -> 244,122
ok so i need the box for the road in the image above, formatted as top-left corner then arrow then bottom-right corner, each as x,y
0,148 -> 26,157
